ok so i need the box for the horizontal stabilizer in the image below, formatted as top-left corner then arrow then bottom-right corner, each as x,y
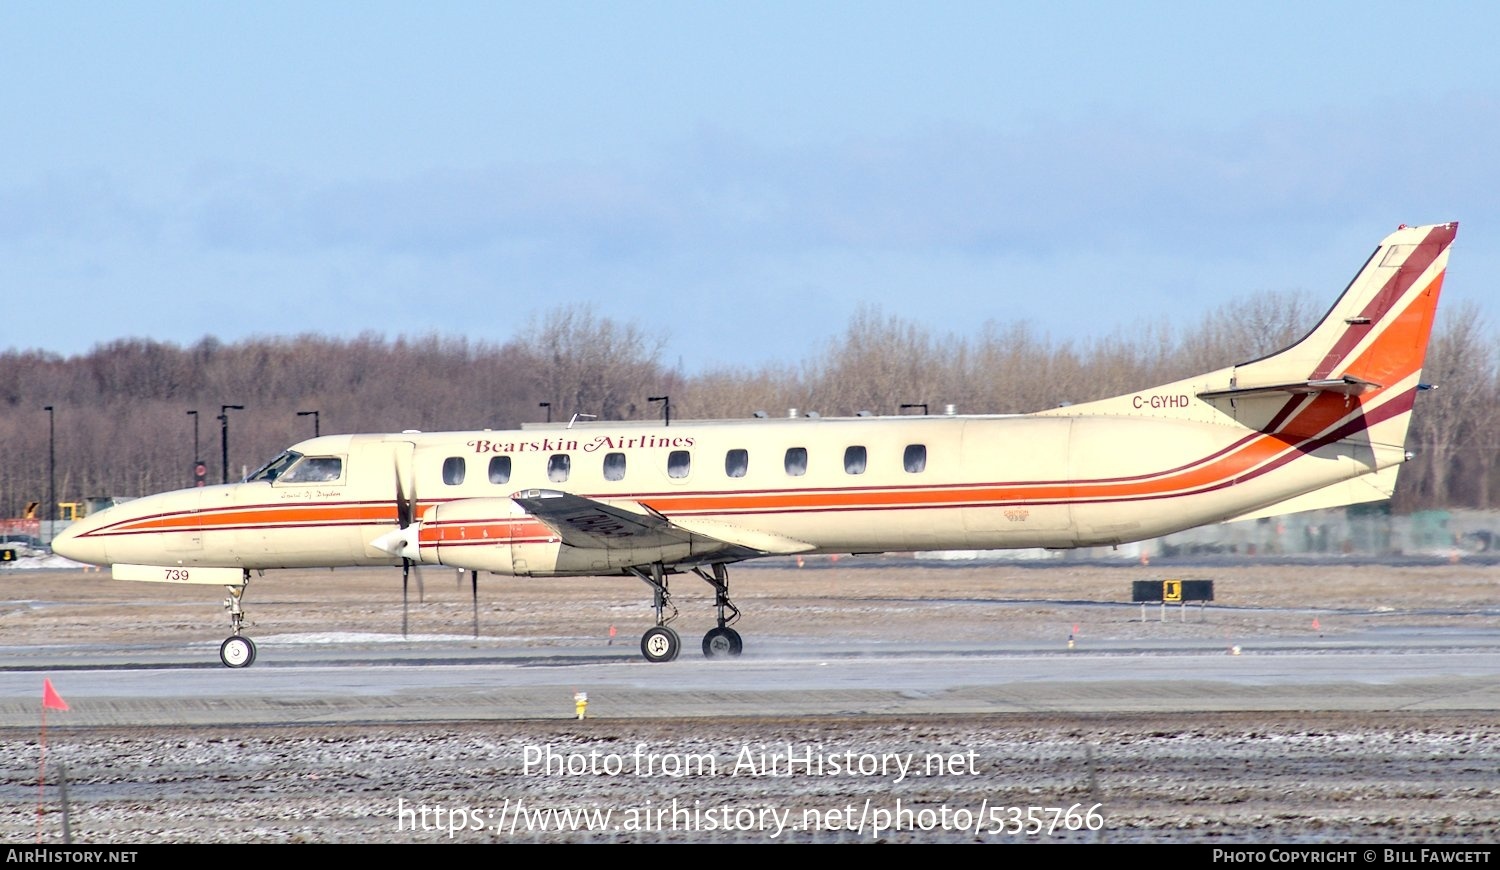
1198,375 -> 1382,401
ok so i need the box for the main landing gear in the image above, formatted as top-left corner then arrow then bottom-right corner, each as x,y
695,563 -> 743,659
218,571 -> 258,668
627,561 -> 742,663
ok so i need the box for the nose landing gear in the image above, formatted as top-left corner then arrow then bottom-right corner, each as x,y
218,573 -> 258,668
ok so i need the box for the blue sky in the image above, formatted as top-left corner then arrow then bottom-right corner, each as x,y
3,1 -> 1496,372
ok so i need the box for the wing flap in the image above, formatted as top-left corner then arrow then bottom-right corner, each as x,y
511,489 -> 813,558
664,516 -> 817,556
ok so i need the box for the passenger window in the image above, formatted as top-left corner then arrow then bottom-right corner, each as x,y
785,447 -> 807,477
904,444 -> 927,474
603,452 -> 626,481
844,446 -> 867,475
725,449 -> 749,478
548,453 -> 571,483
443,457 -> 466,485
668,450 -> 691,479
488,456 -> 511,485
281,456 -> 342,483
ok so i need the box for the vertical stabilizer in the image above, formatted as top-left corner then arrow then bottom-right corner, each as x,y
1219,222 -> 1455,402
1201,222 -> 1456,448
1039,222 -> 1457,519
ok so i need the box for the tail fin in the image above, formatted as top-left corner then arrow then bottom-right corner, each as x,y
1219,223 -> 1455,518
1041,222 -> 1457,517
1203,222 -> 1455,408
1045,223 -> 1456,426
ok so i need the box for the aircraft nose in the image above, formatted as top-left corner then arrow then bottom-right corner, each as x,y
50,521 -> 108,566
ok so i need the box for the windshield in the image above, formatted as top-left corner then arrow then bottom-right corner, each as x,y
245,451 -> 302,483
280,456 -> 343,483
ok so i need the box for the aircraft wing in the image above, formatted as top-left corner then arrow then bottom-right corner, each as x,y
511,489 -> 814,559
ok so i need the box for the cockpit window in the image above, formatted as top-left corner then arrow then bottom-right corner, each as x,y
279,456 -> 344,483
245,451 -> 302,483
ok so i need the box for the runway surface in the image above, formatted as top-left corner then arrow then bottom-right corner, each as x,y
2,562 -> 1497,843
1,623 -> 1498,727
2,561 -> 1499,726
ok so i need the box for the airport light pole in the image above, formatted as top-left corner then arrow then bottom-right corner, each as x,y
44,405 -> 55,535
900,403 -> 929,415
219,404 -> 244,484
648,395 -> 671,426
297,410 -> 320,437
186,410 -> 200,485
539,402 -> 552,423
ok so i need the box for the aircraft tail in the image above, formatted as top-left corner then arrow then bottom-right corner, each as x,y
1199,222 -> 1456,447
1041,222 -> 1458,516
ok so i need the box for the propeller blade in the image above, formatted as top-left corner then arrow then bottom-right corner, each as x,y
395,466 -> 413,528
395,452 -> 418,637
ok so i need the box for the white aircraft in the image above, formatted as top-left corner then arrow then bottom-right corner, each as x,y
52,222 -> 1458,667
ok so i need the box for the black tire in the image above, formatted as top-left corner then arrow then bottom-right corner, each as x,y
219,635 -> 256,669
702,626 -> 744,658
640,625 -> 681,663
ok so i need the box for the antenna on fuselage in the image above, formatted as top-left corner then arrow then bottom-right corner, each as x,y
567,413 -> 597,429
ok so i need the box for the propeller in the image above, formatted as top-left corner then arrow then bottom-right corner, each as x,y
375,450 -> 477,641
471,569 -> 479,639
394,460 -> 425,637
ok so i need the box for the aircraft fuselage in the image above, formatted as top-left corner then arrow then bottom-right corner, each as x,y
56,411 -> 1398,576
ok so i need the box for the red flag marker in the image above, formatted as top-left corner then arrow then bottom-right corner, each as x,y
42,679 -> 68,712
38,678 -> 69,842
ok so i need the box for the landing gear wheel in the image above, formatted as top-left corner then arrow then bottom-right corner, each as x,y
702,626 -> 744,658
219,635 -> 257,669
641,626 -> 681,663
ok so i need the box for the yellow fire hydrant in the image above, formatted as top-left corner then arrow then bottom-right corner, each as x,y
574,692 -> 588,720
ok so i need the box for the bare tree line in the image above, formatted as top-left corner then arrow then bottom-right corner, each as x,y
0,295 -> 1491,518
